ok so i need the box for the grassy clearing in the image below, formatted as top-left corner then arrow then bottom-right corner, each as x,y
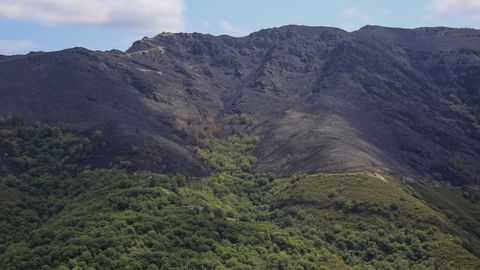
411,182 -> 480,260
274,172 -> 480,269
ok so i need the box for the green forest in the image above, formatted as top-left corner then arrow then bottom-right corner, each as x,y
1,122 -> 480,269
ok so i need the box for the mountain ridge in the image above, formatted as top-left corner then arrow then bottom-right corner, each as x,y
1,25 -> 479,184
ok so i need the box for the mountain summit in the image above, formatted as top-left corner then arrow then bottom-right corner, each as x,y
1,25 -> 479,184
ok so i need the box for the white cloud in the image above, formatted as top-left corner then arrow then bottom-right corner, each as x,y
219,21 -> 235,33
426,0 -> 480,17
0,0 -> 186,32
219,20 -> 248,36
202,20 -> 211,30
378,8 -> 390,17
340,6 -> 372,31
0,39 -> 36,55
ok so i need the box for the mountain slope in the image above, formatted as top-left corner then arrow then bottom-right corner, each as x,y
1,132 -> 479,269
1,25 -> 480,183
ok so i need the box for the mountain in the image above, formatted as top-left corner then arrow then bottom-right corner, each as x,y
1,132 -> 480,269
2,25 -> 480,184
1,25 -> 480,269
0,130 -> 480,270
1,25 -> 480,184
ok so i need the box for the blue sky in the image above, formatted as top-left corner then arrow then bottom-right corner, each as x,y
0,0 -> 479,55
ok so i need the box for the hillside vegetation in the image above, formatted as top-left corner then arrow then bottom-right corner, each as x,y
1,124 -> 480,269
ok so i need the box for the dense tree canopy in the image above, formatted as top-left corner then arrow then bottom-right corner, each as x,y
1,125 -> 480,269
